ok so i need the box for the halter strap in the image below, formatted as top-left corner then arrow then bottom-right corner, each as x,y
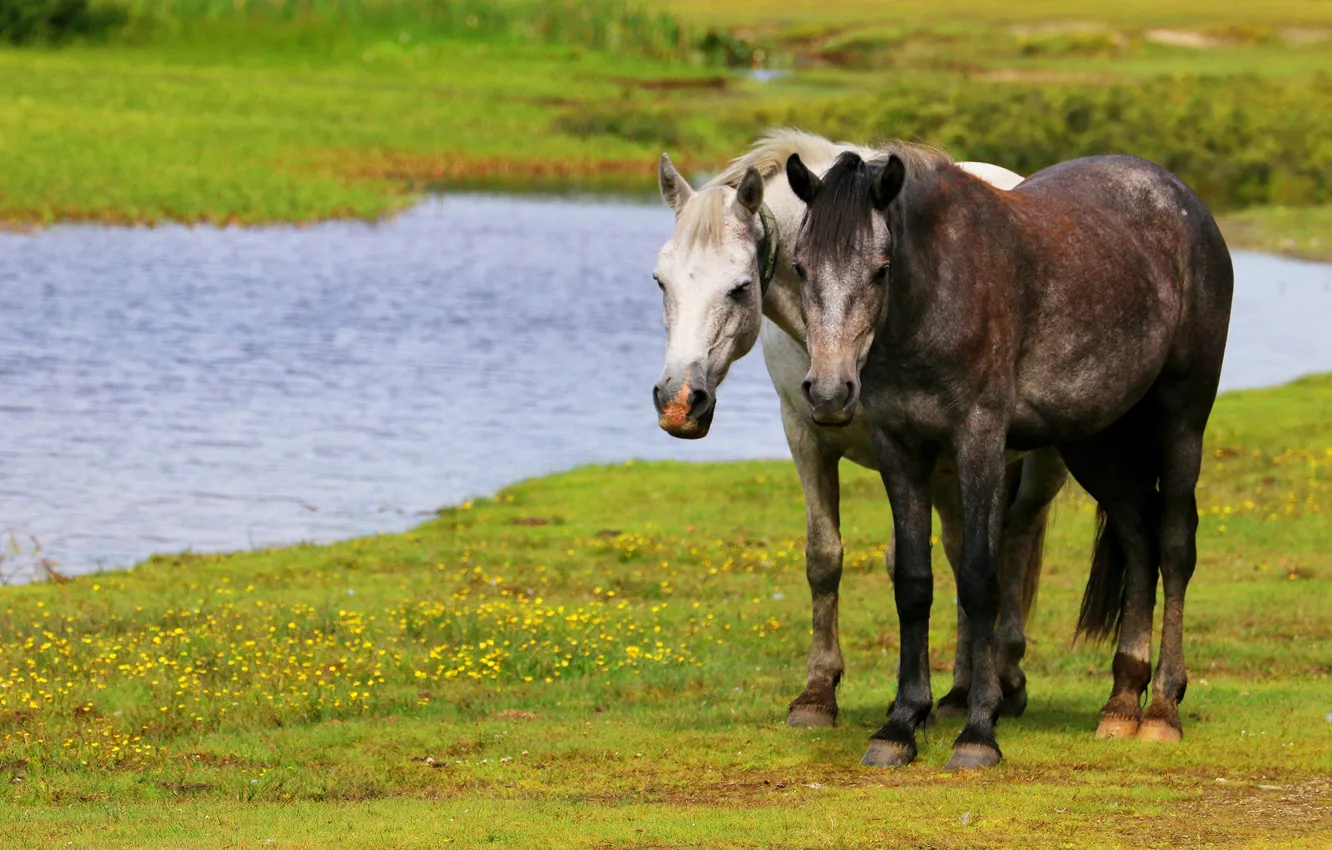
756,202 -> 779,298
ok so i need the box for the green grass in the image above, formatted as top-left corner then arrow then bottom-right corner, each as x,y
2,375 -> 1330,847
1219,205 -> 1332,262
3,0 -> 1332,257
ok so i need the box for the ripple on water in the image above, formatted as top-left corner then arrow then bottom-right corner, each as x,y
0,195 -> 1329,575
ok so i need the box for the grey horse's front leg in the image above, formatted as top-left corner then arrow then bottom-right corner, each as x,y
862,429 -> 938,767
783,407 -> 845,728
935,449 -> 1068,720
944,414 -> 1010,770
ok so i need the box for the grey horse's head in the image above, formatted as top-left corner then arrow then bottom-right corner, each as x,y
787,151 -> 905,426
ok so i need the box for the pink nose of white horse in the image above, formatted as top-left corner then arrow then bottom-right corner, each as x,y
653,374 -> 715,439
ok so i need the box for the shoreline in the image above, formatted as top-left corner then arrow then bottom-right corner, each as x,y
7,373 -> 1331,586
5,189 -> 1331,264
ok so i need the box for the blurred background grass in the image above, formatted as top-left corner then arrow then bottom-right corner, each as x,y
0,0 -> 1329,258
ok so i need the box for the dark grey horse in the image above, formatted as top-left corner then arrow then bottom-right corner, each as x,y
786,147 -> 1233,769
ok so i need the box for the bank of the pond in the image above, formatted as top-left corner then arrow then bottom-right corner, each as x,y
4,4 -> 1332,264
4,191 -> 1332,580
0,374 -> 1328,847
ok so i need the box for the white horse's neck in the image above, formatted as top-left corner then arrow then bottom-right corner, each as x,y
757,149 -> 865,348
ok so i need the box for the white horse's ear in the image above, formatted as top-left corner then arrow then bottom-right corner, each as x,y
786,153 -> 821,206
734,166 -> 764,216
659,154 -> 693,216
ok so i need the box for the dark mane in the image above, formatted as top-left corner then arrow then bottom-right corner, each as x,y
800,143 -> 952,268
800,152 -> 879,269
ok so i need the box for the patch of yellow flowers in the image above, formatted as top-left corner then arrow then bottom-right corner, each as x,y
0,564 -> 705,768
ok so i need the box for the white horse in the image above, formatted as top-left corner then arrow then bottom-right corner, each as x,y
652,129 -> 1069,726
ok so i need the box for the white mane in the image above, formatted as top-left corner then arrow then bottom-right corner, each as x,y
705,128 -> 866,189
675,128 -> 1023,251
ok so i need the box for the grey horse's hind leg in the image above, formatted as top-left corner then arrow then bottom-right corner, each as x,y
783,406 -> 845,728
1140,402 -> 1209,742
994,447 -> 1068,718
1059,419 -> 1161,740
931,476 -> 972,718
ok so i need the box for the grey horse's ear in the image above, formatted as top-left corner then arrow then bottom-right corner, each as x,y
734,166 -> 764,216
872,155 -> 906,211
659,154 -> 693,216
786,153 -> 821,206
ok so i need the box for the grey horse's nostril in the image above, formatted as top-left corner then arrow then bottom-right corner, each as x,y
653,384 -> 667,414
844,381 -> 856,404
801,379 -> 815,404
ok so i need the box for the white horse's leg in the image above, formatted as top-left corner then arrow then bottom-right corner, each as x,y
783,405 -> 845,728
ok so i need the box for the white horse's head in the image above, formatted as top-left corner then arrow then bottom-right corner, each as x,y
652,154 -> 770,439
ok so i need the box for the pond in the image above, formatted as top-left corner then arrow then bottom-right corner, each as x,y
2,195 -> 1331,578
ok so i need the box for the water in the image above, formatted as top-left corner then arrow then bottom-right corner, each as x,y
1,195 -> 1330,577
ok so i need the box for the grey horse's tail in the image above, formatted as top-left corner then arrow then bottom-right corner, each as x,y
1076,506 -> 1126,641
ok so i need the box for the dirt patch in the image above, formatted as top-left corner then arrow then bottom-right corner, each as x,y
1143,29 -> 1227,49
1174,778 -> 1332,843
512,517 -> 552,527
327,150 -> 658,187
492,709 -> 539,721
973,68 -> 1120,85
619,76 -> 727,91
410,756 -> 448,769
1282,27 -> 1332,45
179,752 -> 268,769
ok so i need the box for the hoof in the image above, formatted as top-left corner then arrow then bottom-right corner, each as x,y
786,706 -> 836,728
998,687 -> 1028,719
1136,719 -> 1183,743
935,702 -> 968,720
935,688 -> 969,718
1095,714 -> 1141,740
944,743 -> 1001,771
861,738 -> 915,768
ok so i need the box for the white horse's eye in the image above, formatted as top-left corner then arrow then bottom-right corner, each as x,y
728,279 -> 752,300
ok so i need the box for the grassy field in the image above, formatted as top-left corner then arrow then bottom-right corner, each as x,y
1,0 -> 1331,258
1,374 -> 1329,847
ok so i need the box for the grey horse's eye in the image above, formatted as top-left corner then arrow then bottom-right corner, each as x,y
874,263 -> 890,282
728,279 -> 752,300
792,260 -> 806,280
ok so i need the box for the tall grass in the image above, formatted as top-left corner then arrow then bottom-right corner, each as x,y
122,0 -> 700,60
754,73 -> 1332,210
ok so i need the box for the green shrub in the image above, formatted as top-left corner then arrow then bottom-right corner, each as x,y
554,101 -> 695,148
0,0 -> 126,43
763,74 -> 1332,210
